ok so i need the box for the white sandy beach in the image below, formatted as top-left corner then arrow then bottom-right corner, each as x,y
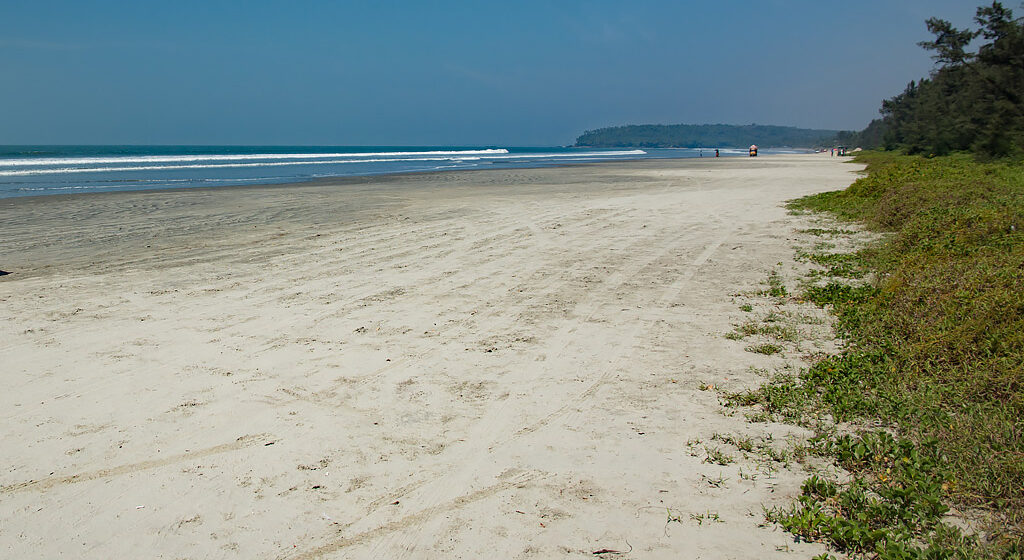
0,154 -> 859,558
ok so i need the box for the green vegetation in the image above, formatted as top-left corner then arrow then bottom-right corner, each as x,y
746,343 -> 783,355
574,123 -> 839,148
736,152 -> 1023,556
803,282 -> 876,307
843,3 -> 1024,157
720,5 -> 1022,553
768,433 -> 971,560
577,4 -> 1023,155
751,269 -> 790,299
711,432 -> 794,465
797,250 -> 867,279
798,227 -> 857,237
703,446 -> 735,466
689,511 -> 723,525
729,317 -> 799,343
667,508 -> 723,526
835,118 -> 889,152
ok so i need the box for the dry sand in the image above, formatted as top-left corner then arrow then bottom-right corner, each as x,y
0,154 -> 860,559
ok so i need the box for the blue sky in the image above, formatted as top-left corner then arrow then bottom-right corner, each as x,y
0,1 -> 981,146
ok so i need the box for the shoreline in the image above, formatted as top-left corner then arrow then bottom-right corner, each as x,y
1,154 -> 857,558
0,150 -> 816,204
0,156 -> 814,279
0,155 -> 663,204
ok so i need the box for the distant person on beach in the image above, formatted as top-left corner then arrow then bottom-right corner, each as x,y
715,149 -> 719,157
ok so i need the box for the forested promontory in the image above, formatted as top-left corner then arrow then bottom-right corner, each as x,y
574,124 -> 840,148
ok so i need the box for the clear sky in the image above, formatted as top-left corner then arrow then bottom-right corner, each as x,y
0,0 -> 982,146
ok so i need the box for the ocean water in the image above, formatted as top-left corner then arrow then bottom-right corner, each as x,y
0,145 -> 794,199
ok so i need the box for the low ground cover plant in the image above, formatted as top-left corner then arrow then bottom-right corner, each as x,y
741,152 -> 1023,557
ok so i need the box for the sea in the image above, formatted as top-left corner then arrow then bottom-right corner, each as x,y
0,145 -> 802,199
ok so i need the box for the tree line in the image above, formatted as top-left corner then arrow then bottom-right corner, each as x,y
847,2 -> 1023,158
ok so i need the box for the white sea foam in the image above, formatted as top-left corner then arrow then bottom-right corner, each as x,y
0,150 -> 647,177
0,149 -> 510,167
0,157 -> 462,176
481,150 -> 645,160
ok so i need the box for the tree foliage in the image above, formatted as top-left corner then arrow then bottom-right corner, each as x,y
860,2 -> 1024,157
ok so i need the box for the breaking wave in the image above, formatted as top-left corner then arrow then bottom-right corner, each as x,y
0,150 -> 647,177
0,149 -> 510,167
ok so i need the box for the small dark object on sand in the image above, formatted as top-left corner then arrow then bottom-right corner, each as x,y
0,270 -> 9,276
593,541 -> 632,555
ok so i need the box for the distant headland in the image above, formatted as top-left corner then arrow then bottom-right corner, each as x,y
574,123 -> 843,148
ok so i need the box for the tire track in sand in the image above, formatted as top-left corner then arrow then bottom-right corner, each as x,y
0,434 -> 272,495
287,471 -> 542,560
294,213 -> 723,558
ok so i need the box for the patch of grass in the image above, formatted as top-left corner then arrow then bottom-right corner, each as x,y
803,282 -> 877,308
712,433 -> 755,453
766,270 -> 789,298
712,433 -> 794,465
733,321 -> 761,337
762,324 -> 799,342
746,343 -> 782,355
729,319 -> 799,342
804,251 -> 861,268
739,303 -> 754,312
723,370 -> 814,425
798,227 -> 857,237
798,251 -> 868,279
763,152 -> 1024,555
703,446 -> 735,466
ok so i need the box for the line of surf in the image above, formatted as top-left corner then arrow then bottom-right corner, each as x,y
0,151 -> 647,177
0,149 -> 511,167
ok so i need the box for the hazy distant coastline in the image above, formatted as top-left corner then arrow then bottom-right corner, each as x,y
575,123 -> 842,148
